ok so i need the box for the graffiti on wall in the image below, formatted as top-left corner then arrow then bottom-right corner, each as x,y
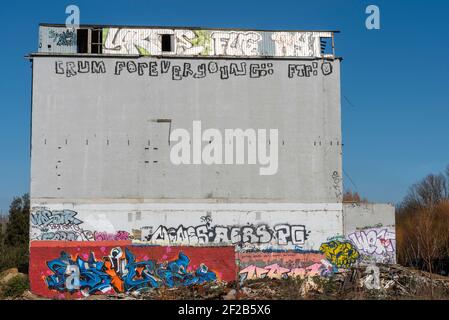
45,248 -> 216,296
30,209 -> 314,249
287,62 -> 333,78
211,32 -> 261,56
55,60 -> 106,77
271,32 -> 317,57
52,59 -> 333,80
30,209 -> 94,241
30,244 -> 236,298
319,240 -> 360,268
31,209 -> 83,227
93,231 -> 130,241
347,227 -> 396,264
48,29 -> 76,46
238,251 -> 337,281
101,28 -> 330,57
239,261 -> 335,281
104,28 -> 213,55
331,171 -> 343,202
30,208 -> 131,242
141,216 -> 310,249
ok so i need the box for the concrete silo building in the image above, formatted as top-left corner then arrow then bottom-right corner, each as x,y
28,24 -> 395,297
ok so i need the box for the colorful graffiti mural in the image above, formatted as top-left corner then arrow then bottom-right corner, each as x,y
347,227 -> 396,264
237,251 -> 337,281
319,240 -> 360,268
239,262 -> 335,281
30,243 -> 236,298
100,28 -> 331,57
46,248 -> 216,295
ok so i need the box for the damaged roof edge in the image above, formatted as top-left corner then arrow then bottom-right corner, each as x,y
25,53 -> 344,61
38,22 -> 341,33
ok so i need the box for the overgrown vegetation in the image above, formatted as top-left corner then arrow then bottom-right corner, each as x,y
342,190 -> 369,203
396,166 -> 449,275
0,274 -> 29,299
0,194 -> 29,274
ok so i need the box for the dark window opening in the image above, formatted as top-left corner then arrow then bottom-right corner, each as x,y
161,34 -> 173,52
77,29 -> 88,53
77,28 -> 103,54
91,28 -> 103,54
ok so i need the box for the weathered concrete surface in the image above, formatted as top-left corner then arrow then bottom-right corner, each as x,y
343,203 -> 395,233
343,203 -> 396,264
29,203 -> 343,251
39,25 -> 335,58
30,57 -> 342,203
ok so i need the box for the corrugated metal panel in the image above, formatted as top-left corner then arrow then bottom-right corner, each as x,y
38,26 -> 335,58
39,26 -> 77,54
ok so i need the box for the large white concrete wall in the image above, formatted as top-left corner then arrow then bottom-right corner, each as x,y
31,56 -> 342,203
30,203 -> 344,252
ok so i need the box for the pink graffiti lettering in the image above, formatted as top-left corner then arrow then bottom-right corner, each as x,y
93,231 -> 130,241
240,261 -> 333,281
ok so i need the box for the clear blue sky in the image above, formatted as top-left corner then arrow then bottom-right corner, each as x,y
0,0 -> 448,213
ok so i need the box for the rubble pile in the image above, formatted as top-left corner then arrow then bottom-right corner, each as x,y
7,264 -> 449,300
135,264 -> 449,300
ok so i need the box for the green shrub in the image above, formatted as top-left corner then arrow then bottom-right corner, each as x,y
1,275 -> 29,298
0,245 -> 29,273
